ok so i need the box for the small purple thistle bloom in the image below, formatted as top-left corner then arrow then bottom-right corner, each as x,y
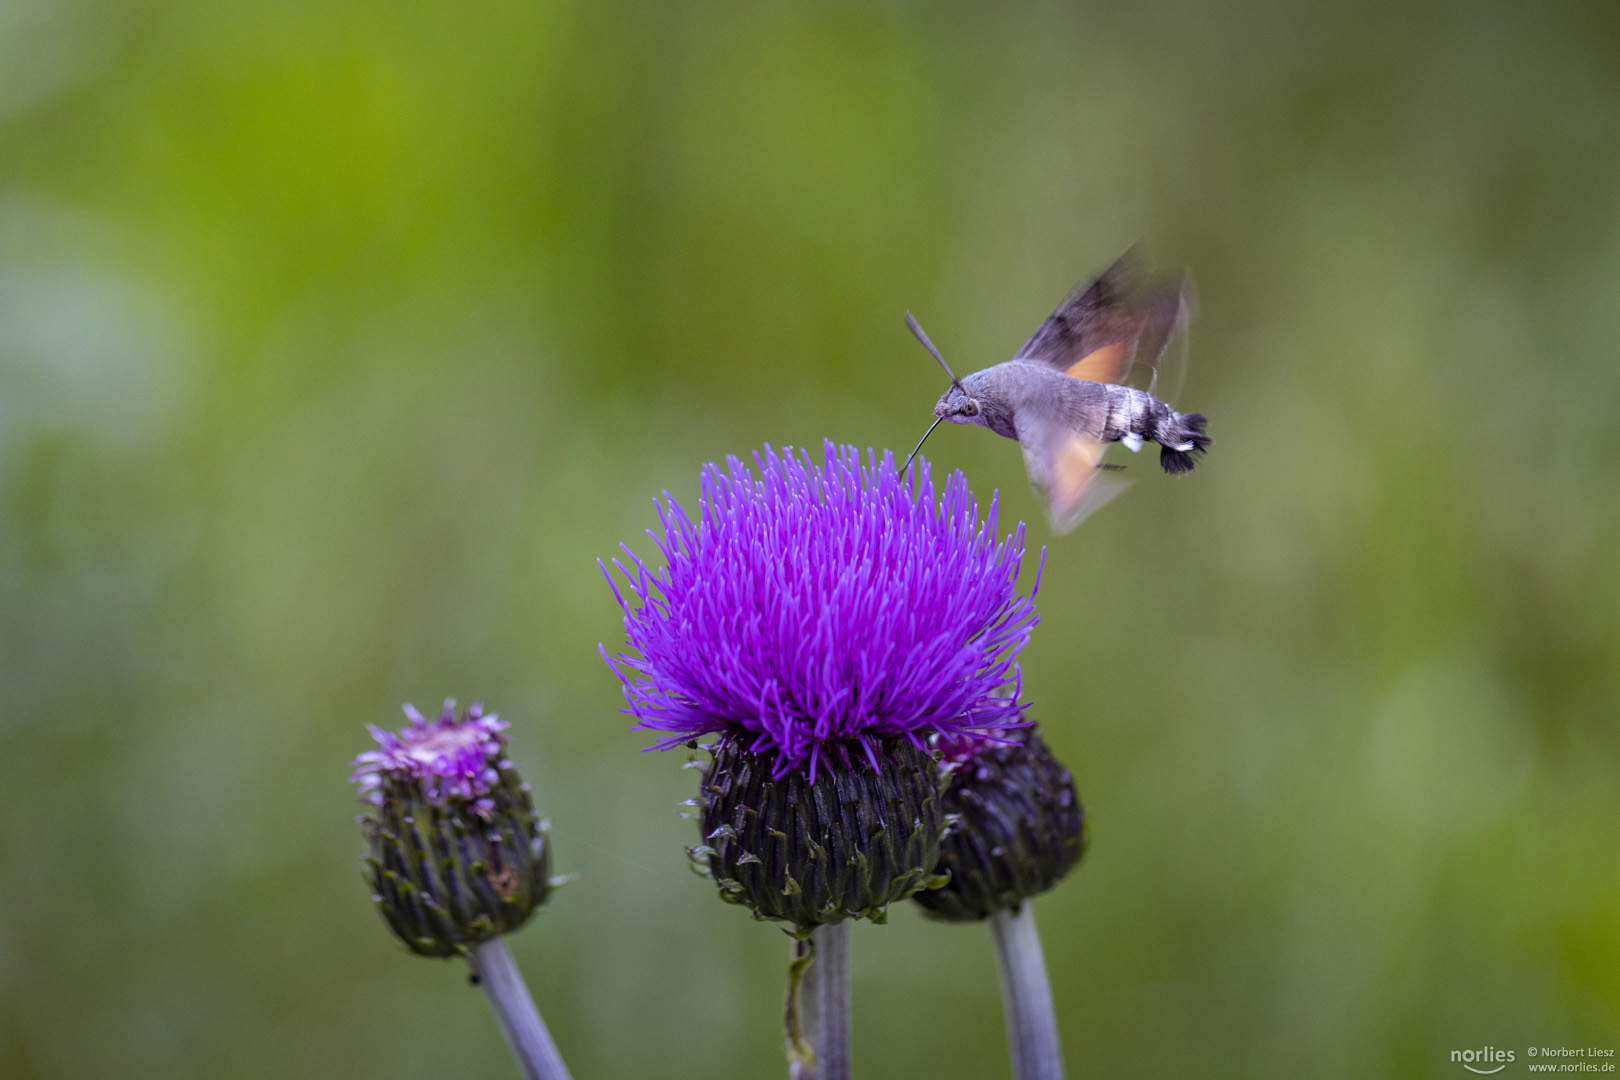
351,698 -> 558,960
601,441 -> 1043,778
350,699 -> 509,815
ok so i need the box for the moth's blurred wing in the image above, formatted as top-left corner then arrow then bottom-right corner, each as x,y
1014,249 -> 1139,375
1015,250 -> 1190,394
1014,409 -> 1130,533
1128,270 -> 1196,402
1066,342 -> 1130,385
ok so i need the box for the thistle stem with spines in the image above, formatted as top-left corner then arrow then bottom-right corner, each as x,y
990,904 -> 1065,1080
469,937 -> 573,1080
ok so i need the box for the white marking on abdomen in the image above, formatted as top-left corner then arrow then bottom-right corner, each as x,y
1105,385 -> 1156,440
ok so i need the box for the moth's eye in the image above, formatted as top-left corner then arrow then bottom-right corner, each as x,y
963,400 -> 981,416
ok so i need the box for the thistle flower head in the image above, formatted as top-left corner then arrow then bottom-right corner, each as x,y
601,441 -> 1042,778
914,720 -> 1086,921
351,699 -> 508,815
351,700 -> 555,956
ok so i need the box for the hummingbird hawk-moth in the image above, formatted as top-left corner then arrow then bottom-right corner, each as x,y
903,250 -> 1210,532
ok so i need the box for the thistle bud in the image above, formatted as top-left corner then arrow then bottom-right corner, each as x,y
913,724 -> 1085,922
351,700 -> 555,956
692,735 -> 945,930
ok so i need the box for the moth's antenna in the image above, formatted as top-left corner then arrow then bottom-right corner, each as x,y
905,312 -> 961,388
902,416 -> 945,475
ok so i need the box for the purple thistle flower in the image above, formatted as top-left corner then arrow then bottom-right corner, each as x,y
350,699 -> 509,815
601,441 -> 1043,778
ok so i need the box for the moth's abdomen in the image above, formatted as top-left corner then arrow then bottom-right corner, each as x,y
1105,385 -> 1212,475
1101,385 -> 1159,441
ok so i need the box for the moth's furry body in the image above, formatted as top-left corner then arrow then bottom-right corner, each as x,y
937,362 -> 1211,475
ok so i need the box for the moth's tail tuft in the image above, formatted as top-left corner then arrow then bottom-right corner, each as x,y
1160,448 -> 1197,474
1158,412 -> 1211,475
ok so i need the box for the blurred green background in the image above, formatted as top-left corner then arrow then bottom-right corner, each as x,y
2,0 -> 1617,1077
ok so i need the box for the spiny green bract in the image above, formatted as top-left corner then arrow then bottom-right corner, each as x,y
361,763 -> 556,957
687,736 -> 948,934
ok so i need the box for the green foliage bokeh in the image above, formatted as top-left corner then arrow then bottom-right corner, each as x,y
1,1 -> 1617,1077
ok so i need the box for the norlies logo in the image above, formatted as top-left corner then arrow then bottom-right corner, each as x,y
1453,1046 -> 1516,1074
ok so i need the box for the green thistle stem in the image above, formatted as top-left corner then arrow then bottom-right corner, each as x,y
469,937 -> 572,1080
810,922 -> 851,1080
786,922 -> 851,1080
990,904 -> 1065,1080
